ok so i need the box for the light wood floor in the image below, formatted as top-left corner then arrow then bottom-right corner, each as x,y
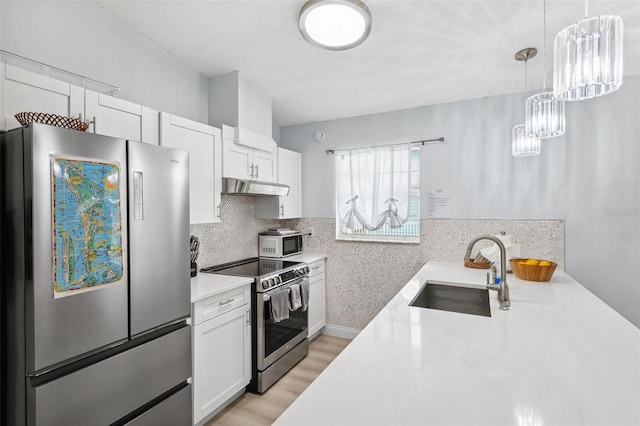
206,334 -> 351,426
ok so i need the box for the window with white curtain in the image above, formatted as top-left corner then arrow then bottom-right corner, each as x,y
335,144 -> 420,243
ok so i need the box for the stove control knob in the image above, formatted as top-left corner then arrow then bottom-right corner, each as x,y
304,266 -> 310,274
295,269 -> 303,277
261,279 -> 269,289
276,276 -> 282,284
270,278 -> 277,287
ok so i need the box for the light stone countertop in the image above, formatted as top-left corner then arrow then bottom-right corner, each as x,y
275,262 -> 640,425
286,252 -> 327,264
190,272 -> 253,304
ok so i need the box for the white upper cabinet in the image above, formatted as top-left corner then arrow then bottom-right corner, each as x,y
252,148 -> 278,183
221,125 -> 278,183
0,65 -> 159,144
0,64 -> 84,131
255,147 -> 302,219
160,112 -> 222,224
85,90 -> 159,144
222,138 -> 253,180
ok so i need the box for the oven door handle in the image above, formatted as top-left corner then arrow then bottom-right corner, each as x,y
261,277 -> 307,301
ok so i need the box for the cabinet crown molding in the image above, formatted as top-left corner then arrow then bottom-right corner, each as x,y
222,124 -> 276,153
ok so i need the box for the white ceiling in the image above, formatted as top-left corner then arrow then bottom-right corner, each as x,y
99,0 -> 640,127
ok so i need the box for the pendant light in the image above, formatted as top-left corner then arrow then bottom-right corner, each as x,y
298,0 -> 372,51
513,48 -> 541,157
526,0 -> 565,139
553,1 -> 623,101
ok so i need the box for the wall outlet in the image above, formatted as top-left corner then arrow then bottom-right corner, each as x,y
308,227 -> 314,237
458,231 -> 468,244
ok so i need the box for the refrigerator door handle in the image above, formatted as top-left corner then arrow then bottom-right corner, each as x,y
133,171 -> 144,221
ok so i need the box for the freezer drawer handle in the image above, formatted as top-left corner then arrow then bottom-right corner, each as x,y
219,298 -> 235,306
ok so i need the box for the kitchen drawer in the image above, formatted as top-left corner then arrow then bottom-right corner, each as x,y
192,285 -> 250,326
307,259 -> 325,277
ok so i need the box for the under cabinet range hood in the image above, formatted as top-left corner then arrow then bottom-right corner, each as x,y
223,177 -> 290,196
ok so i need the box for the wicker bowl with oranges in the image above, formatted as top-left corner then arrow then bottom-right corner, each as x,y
509,258 -> 557,282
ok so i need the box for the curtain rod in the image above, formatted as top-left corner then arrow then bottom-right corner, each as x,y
325,137 -> 445,154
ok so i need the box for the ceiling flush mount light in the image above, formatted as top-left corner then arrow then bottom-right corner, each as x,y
298,0 -> 372,51
554,1 -> 624,101
513,48 -> 541,157
526,0 -> 565,139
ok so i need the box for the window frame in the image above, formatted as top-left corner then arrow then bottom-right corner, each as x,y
335,147 -> 420,244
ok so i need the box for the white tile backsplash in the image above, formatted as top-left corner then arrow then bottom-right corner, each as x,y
192,202 -> 564,330
189,195 -> 296,267
292,218 -> 564,329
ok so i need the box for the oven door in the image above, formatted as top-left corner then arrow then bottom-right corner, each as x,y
256,277 -> 308,371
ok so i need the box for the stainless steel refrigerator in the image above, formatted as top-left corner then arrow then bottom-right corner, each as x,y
1,123 -> 192,426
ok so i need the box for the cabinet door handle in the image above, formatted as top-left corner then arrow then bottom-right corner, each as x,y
280,204 -> 284,217
255,164 -> 259,179
246,311 -> 251,326
250,164 -> 254,178
219,298 -> 234,306
312,265 -> 321,271
78,113 -> 96,133
216,204 -> 221,219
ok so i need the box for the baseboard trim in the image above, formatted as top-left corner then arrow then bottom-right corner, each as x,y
195,387 -> 245,426
322,324 -> 361,340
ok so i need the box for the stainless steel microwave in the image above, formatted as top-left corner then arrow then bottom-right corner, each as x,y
259,231 -> 303,258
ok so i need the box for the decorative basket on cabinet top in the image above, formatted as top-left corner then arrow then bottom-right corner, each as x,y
15,112 -> 89,131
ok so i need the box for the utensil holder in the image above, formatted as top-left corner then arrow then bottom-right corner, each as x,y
190,262 -> 197,277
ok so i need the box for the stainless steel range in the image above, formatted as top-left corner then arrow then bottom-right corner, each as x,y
201,258 -> 310,393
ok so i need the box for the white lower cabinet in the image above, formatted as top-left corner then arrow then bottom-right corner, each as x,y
192,285 -> 251,425
307,259 -> 326,339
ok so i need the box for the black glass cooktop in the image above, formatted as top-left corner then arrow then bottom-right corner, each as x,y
201,257 -> 302,278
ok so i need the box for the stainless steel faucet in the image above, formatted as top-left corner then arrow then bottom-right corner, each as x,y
464,235 -> 510,310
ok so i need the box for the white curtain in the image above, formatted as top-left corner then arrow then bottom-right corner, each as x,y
336,144 -> 413,231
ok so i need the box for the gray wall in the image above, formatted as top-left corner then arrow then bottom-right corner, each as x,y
280,76 -> 640,328
208,71 -> 273,137
208,72 -> 240,131
0,1 -> 208,123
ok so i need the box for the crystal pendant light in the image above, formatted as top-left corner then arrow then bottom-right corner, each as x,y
526,0 -> 565,138
513,48 -> 541,157
553,0 -> 624,101
513,124 -> 541,157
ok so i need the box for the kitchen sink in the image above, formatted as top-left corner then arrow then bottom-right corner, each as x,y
409,281 -> 491,317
